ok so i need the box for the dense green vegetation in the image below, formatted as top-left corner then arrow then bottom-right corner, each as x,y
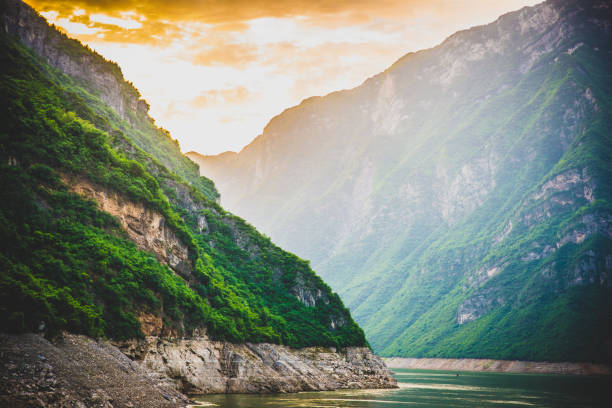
0,19 -> 365,349
361,21 -> 612,361
192,0 -> 612,362
1,0 -> 218,202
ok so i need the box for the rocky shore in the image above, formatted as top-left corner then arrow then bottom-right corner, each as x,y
384,357 -> 611,375
0,333 -> 188,407
117,336 -> 396,394
0,333 -> 396,407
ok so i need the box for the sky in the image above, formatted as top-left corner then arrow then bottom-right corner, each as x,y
26,0 -> 540,155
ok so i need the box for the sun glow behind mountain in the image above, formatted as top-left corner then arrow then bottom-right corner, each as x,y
25,0 -> 538,154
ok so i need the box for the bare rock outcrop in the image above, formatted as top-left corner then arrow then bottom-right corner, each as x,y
117,336 -> 397,394
66,177 -> 192,280
0,333 -> 396,406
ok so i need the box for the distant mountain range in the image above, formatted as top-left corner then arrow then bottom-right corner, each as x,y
188,0 -> 612,362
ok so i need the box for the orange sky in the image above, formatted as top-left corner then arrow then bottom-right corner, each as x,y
26,0 -> 540,155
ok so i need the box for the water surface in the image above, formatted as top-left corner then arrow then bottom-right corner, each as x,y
193,368 -> 611,407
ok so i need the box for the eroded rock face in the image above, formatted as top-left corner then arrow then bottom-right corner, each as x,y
457,289 -> 506,325
66,177 -> 192,280
117,336 -> 397,394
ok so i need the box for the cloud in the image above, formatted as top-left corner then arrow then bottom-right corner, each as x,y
191,86 -> 255,108
27,1 -> 540,56
190,43 -> 258,67
24,0 -> 456,47
26,1 -> 410,24
89,12 -> 142,29
24,0 -> 541,155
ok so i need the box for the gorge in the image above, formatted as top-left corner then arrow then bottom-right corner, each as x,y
1,0 -> 611,406
0,0 -> 395,405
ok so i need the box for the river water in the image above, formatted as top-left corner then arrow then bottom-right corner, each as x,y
192,368 -> 611,407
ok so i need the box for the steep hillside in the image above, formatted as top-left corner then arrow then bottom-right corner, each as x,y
0,0 -> 369,351
190,0 -> 612,362
4,0 -> 218,202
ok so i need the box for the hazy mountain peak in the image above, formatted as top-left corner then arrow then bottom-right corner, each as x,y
188,0 -> 612,362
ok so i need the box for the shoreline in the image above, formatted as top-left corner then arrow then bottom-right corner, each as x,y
0,332 -> 396,407
384,357 -> 611,375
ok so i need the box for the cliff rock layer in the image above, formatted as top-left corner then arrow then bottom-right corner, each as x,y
66,176 -> 192,280
119,336 -> 396,394
189,0 -> 612,362
2,0 -> 146,122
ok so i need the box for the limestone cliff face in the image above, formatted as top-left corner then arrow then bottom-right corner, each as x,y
2,0 -> 149,123
54,179 -> 398,393
118,336 -> 396,394
65,177 -> 192,281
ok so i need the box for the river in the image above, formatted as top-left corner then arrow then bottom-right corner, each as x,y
193,368 -> 611,407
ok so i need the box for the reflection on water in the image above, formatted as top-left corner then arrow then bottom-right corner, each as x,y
193,368 -> 612,408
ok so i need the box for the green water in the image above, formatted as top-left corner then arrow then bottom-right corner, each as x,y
193,369 -> 611,407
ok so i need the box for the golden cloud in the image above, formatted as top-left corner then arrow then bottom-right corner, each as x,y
22,0 -> 541,154
191,86 -> 255,108
26,0 -> 410,24
24,0 -> 406,52
190,43 -> 258,67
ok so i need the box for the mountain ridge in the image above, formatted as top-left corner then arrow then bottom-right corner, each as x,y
0,0 -> 380,352
189,0 -> 612,362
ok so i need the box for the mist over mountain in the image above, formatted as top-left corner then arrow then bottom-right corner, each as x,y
189,0 -> 612,362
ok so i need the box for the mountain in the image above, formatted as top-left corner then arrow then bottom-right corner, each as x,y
0,0 -> 396,402
188,0 -> 612,363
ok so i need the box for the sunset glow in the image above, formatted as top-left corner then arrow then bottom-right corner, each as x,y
26,0 -> 539,154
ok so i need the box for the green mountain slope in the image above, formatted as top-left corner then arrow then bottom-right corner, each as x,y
190,0 -> 612,362
0,0 -> 366,348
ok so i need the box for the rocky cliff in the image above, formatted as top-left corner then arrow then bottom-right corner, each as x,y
118,336 -> 395,394
63,174 -> 356,337
66,176 -> 193,282
189,0 -> 612,362
0,333 -> 395,406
